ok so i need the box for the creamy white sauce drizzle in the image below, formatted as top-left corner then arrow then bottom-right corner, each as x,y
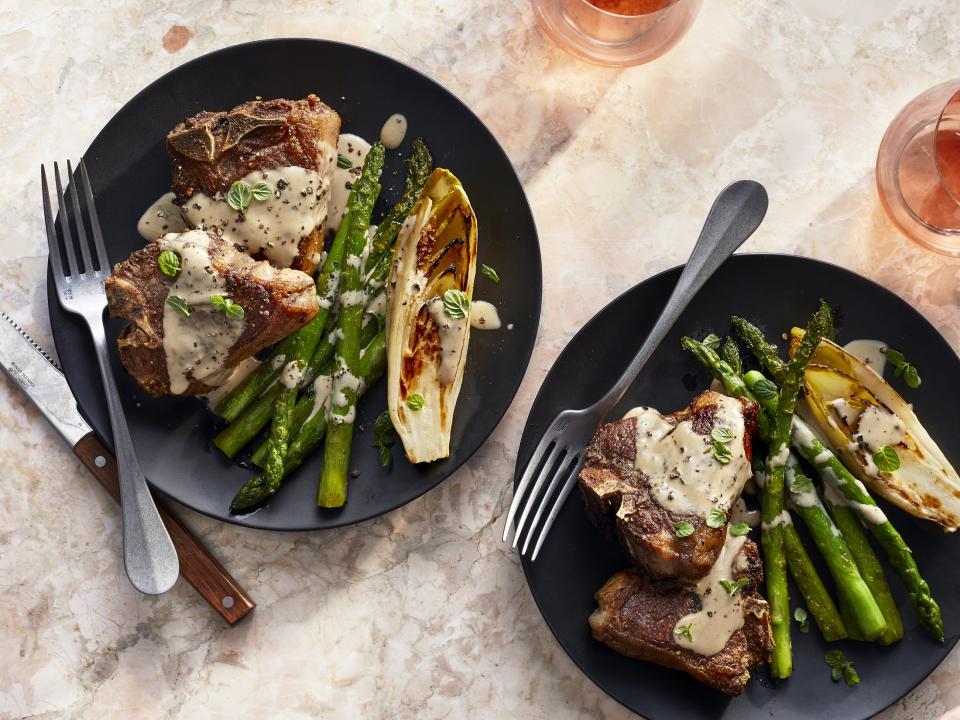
329,133 -> 372,232
318,269 -> 341,310
856,445 -> 882,477
673,533 -> 749,656
822,478 -> 889,525
828,398 -> 858,427
158,231 -> 245,395
181,163 -> 333,269
280,361 -> 305,389
329,364 -> 362,425
305,375 -> 333,425
470,300 -> 501,330
852,502 -> 888,525
792,417 -> 890,524
427,297 -> 468,386
768,443 -> 791,468
339,289 -> 366,307
844,339 -> 889,377
761,510 -> 792,531
365,290 -> 387,319
360,224 -> 376,275
821,478 -> 845,510
138,191 -> 189,241
856,404 -> 906,452
204,356 -> 261,409
380,113 -> 408,150
784,458 -> 820,509
813,449 -> 834,465
791,418 -> 821,452
732,497 -> 761,528
828,398 -> 907,479
624,395 -> 752,516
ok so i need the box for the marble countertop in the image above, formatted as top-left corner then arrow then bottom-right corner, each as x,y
2,1 -> 959,718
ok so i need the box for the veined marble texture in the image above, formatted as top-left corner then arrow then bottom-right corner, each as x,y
1,0 -> 959,718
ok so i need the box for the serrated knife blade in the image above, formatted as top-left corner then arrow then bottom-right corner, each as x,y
0,311 -> 89,446
0,310 -> 255,623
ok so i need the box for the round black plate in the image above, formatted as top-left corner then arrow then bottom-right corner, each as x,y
49,39 -> 541,530
518,254 -> 960,719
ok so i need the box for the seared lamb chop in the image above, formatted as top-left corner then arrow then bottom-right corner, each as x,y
167,95 -> 340,274
105,229 -> 318,397
579,391 -> 759,582
589,536 -> 773,695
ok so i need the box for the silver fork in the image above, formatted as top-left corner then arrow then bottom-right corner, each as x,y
43,160 -> 179,595
502,180 -> 769,561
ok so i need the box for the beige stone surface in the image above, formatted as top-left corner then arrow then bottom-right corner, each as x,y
1,1 -> 959,718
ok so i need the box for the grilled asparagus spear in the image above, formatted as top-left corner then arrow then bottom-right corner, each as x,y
317,142 -> 386,508
680,337 -> 845,642
230,332 -> 387,511
735,317 -> 942,642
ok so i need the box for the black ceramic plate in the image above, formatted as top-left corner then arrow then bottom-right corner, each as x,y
49,39 -> 541,530
518,254 -> 960,720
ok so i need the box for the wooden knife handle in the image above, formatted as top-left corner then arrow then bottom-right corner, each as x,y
73,432 -> 255,624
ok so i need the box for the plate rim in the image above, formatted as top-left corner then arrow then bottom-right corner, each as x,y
49,37 -> 543,531
516,251 -> 959,719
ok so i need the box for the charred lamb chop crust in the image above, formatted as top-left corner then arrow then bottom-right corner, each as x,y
589,538 -> 773,696
579,391 -> 759,582
167,95 -> 340,274
105,230 -> 318,397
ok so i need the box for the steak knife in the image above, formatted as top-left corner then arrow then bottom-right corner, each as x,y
0,312 -> 255,624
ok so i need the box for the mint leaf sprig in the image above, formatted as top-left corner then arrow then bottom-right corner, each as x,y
825,649 -> 860,687
719,577 -> 751,595
442,289 -> 471,320
873,445 -> 900,473
211,294 -> 244,321
883,347 -> 921,389
372,411 -> 395,467
706,506 -> 727,529
227,180 -> 272,211
711,425 -> 735,465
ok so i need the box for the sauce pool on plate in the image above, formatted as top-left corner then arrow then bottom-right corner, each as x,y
470,300 -> 502,330
137,191 -> 188,241
843,338 -> 889,376
380,113 -> 408,150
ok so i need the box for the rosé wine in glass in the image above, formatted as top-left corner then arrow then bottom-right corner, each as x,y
532,0 -> 701,67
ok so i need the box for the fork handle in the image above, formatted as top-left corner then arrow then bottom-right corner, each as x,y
86,316 -> 180,595
595,180 -> 769,414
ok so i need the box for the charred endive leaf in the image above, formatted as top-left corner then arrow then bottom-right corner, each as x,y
790,330 -> 960,531
386,169 -> 478,463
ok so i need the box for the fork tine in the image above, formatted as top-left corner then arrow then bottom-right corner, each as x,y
66,160 -> 94,275
529,456 -> 585,562
79,159 -> 110,273
520,452 -> 582,556
41,166 -> 66,284
502,435 -> 556,542
512,444 -> 567,549
52,162 -> 80,277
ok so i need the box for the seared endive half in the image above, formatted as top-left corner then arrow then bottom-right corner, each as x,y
386,169 -> 478,463
790,330 -> 960,531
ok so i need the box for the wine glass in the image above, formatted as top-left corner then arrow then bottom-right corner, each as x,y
531,0 -> 702,67
876,79 -> 960,257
